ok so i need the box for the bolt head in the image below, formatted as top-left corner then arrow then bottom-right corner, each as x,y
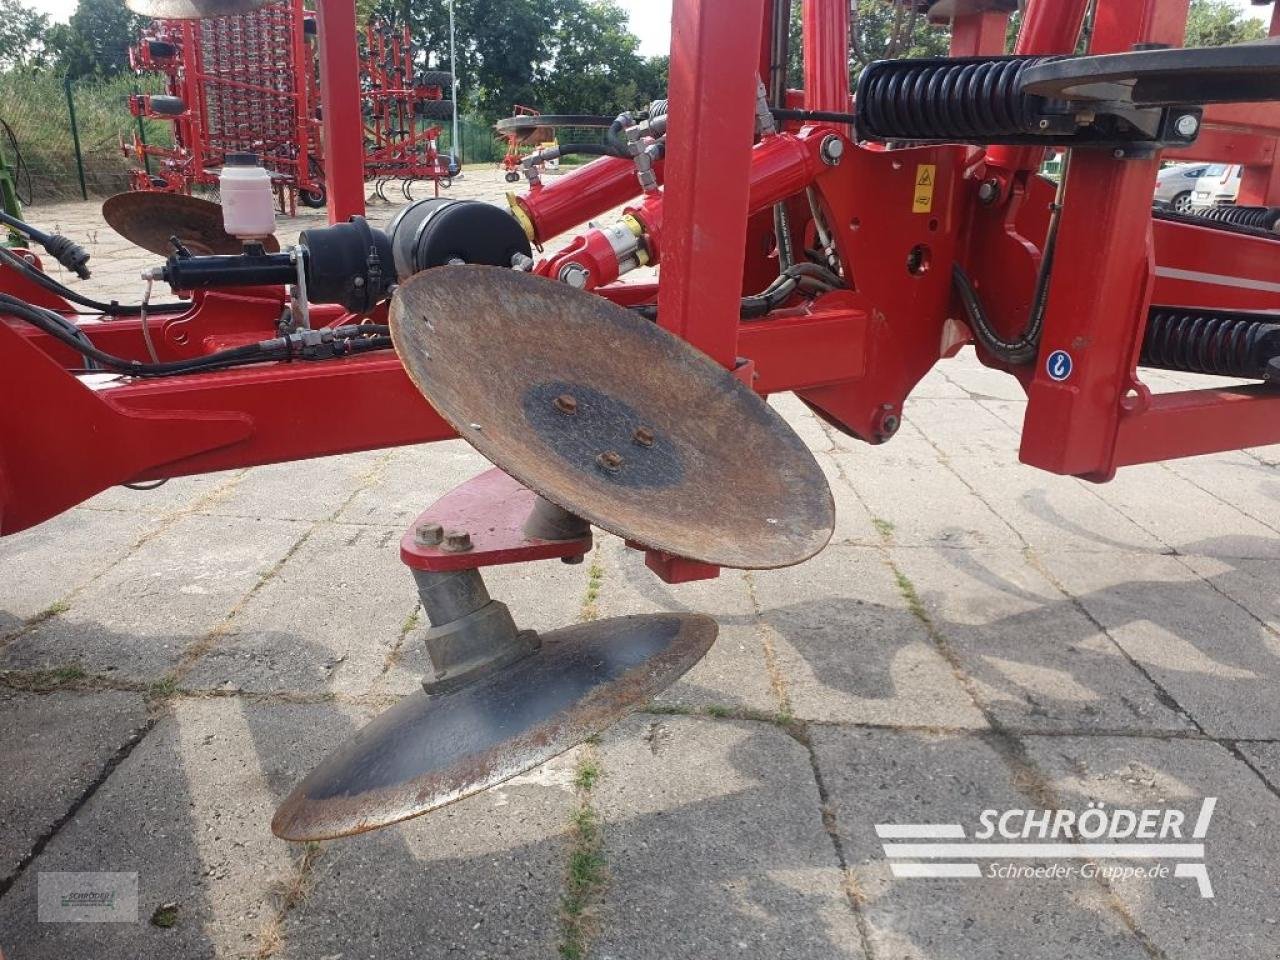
415,522 -> 444,546
820,134 -> 844,166
880,414 -> 901,437
559,263 -> 590,289
596,450 -> 624,472
553,393 -> 578,415
978,180 -> 1000,205
442,530 -> 473,552
632,426 -> 655,447
1175,114 -> 1199,139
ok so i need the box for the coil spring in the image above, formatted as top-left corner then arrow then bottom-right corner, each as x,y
856,56 -> 1046,143
1193,205 -> 1280,232
1142,308 -> 1280,379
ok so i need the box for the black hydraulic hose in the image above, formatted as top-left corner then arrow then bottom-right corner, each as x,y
952,264 -> 1035,365
0,244 -> 188,316
5,292 -> 392,377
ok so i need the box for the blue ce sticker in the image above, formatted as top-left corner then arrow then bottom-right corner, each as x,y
1046,350 -> 1073,382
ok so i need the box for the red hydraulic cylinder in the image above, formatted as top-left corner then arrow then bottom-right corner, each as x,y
316,0 -> 365,223
508,156 -> 661,246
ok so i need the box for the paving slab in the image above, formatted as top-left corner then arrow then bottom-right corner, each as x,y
0,508 -> 161,632
0,697 -> 359,960
749,545 -> 988,728
0,513 -> 311,680
335,440 -> 491,529
184,521 -> 419,697
80,472 -> 235,517
280,749 -> 580,960
1039,550 -> 1280,739
1236,742 -> 1280,792
592,535 -> 779,714
593,715 -> 865,959
1081,463 -> 1280,560
891,547 -> 1192,734
1024,735 -> 1280,960
903,397 -> 1023,463
831,422 -> 1023,551
1162,452 -> 1280,541
811,726 -> 1151,960
199,451 -> 389,524
0,689 -> 150,885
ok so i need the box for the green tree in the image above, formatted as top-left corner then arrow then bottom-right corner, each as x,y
1185,0 -> 1267,46
365,0 -> 660,118
49,0 -> 146,79
0,0 -> 49,70
535,1 -> 662,114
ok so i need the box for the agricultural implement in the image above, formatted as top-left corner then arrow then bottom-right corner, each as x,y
125,1 -> 456,208
3,0 -> 1280,842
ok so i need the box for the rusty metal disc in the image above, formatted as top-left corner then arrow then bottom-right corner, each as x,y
390,266 -> 835,569
102,193 -> 279,257
125,0 -> 272,19
272,612 -> 716,840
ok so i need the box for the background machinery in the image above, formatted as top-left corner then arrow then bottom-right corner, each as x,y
3,0 -> 1280,841
125,1 -> 457,209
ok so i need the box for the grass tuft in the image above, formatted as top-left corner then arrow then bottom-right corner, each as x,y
150,902 -> 179,928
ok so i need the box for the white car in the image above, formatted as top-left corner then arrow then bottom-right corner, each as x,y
1153,162 -> 1214,213
1190,164 -> 1242,210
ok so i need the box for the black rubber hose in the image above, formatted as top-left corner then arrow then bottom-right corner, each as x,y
0,245 -> 188,316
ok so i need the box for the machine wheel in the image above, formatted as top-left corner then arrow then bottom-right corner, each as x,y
1172,191 -> 1194,214
418,70 -> 452,91
149,95 -> 186,116
505,170 -> 521,183
300,184 -> 327,208
419,98 -> 454,121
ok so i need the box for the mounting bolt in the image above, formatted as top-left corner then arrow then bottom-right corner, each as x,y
1174,114 -> 1200,139
415,522 -> 444,547
553,393 -> 578,415
978,180 -> 1000,205
597,450 -> 624,472
879,411 -> 901,439
632,426 -> 655,447
441,530 -> 473,553
819,134 -> 844,166
559,263 -> 590,289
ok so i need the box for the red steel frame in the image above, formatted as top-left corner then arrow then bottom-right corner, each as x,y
3,0 -> 1280,569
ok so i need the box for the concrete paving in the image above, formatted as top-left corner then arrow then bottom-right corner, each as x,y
2,184 -> 1280,958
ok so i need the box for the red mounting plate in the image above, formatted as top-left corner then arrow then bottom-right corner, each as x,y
400,467 -> 592,572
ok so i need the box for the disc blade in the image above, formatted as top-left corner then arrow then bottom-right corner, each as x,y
126,0 -> 272,19
272,613 -> 716,841
389,266 -> 835,570
102,193 -> 279,257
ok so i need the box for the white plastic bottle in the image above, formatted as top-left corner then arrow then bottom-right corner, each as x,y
219,153 -> 276,241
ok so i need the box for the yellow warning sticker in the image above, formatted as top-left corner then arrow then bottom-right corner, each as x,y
913,164 -> 937,214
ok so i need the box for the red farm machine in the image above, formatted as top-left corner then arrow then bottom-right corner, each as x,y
3,0 -> 1280,842
125,0 -> 456,210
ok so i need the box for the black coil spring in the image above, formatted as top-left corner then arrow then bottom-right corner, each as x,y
856,56 -> 1046,142
1142,308 -> 1280,379
1193,205 -> 1280,232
